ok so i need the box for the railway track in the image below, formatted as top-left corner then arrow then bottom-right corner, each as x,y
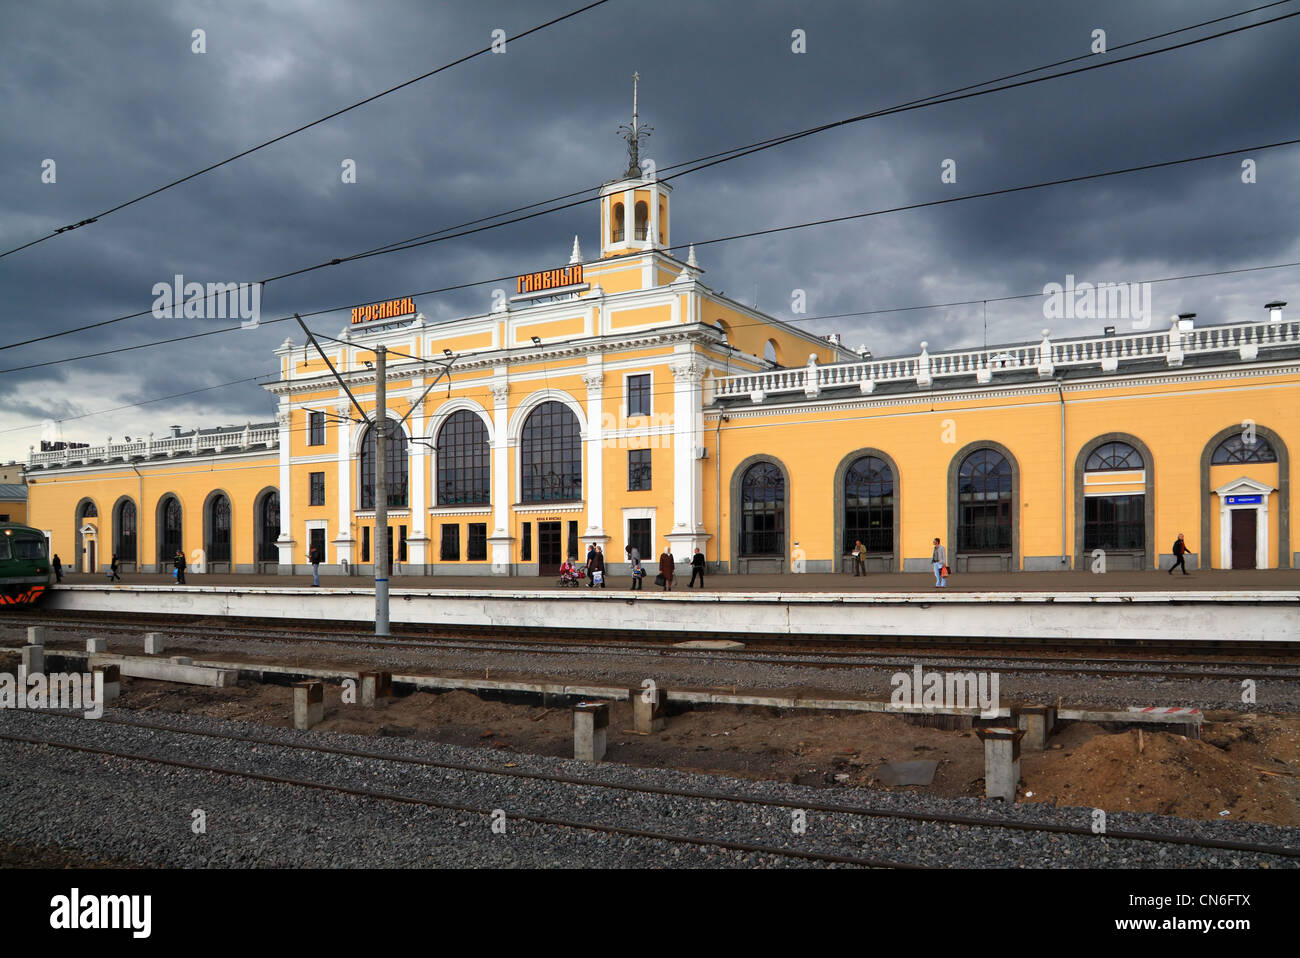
6,709 -> 1298,867
5,612 -> 1299,683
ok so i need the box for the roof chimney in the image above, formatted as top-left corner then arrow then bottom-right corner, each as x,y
1265,301 -> 1286,324
170,425 -> 182,438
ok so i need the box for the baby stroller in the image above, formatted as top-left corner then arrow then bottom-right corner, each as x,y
557,562 -> 585,587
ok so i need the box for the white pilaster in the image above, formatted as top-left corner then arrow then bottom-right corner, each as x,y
408,398 -> 428,568
275,406 -> 295,568
334,402 -> 354,567
583,366 -> 607,539
487,377 -> 513,573
667,358 -> 709,565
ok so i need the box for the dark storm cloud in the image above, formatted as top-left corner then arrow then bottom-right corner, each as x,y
1,0 -> 1297,460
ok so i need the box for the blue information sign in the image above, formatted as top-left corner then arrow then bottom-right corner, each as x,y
1225,495 -> 1263,505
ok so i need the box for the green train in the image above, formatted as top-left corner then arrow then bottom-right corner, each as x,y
0,522 -> 53,606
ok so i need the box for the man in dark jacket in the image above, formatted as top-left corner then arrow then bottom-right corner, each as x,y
108,554 -> 121,582
309,545 -> 321,587
52,554 -> 63,582
1168,533 -> 1193,575
173,549 -> 187,585
689,548 -> 706,588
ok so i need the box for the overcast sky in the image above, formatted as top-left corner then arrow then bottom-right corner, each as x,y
1,0 -> 1297,462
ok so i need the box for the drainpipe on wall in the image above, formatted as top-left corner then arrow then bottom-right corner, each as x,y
1056,380 -> 1067,568
130,464 -> 143,569
715,414 -> 727,574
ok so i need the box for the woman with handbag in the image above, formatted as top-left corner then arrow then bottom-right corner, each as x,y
931,537 -> 947,588
657,547 -> 675,591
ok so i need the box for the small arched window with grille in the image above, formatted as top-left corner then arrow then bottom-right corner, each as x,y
1085,441 -> 1143,471
1212,434 -> 1277,464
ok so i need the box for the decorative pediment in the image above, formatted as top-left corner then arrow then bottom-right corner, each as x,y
1213,476 -> 1275,498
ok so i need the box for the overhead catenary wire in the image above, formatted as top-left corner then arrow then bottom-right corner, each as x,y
1,134 -> 1298,379
0,0 -> 617,261
5,0 -> 1298,354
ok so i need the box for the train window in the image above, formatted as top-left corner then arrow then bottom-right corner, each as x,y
10,535 -> 47,560
0,536 -> 9,560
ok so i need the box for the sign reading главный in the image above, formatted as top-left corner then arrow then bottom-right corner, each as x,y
351,297 -> 415,324
516,265 -> 583,295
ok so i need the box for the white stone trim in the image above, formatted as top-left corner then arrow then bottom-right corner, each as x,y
1214,476 -> 1274,570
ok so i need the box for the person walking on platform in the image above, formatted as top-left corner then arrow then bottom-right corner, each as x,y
588,545 -> 606,588
309,545 -> 322,587
628,549 -> 644,590
851,540 -> 866,577
689,548 -> 705,588
1168,533 -> 1194,575
108,554 -> 121,582
52,554 -> 63,583
658,546 -> 675,591
173,549 -> 187,585
931,537 -> 947,588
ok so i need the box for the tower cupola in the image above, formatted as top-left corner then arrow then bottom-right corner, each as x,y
599,72 -> 671,258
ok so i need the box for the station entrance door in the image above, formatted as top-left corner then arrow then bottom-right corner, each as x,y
538,522 -> 562,576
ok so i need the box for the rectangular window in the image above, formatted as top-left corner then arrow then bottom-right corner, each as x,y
308,411 -> 325,446
1084,494 -> 1146,552
521,522 -> 531,561
361,526 -> 370,563
467,523 -> 487,561
628,449 -> 652,490
440,524 -> 460,561
398,525 -> 408,563
627,373 -> 651,417
309,472 -> 325,506
628,518 -> 651,561
0,514 -> 8,523
567,521 -> 579,564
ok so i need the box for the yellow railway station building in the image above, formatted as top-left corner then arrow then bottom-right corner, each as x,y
24,154 -> 1300,579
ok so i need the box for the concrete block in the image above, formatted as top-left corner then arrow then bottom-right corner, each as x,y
144,633 -> 164,655
21,645 -> 44,674
169,656 -> 193,666
86,638 -> 107,653
26,627 -> 45,646
293,681 -> 324,730
976,726 -> 1024,801
359,671 -> 392,707
632,686 -> 667,734
95,664 -> 121,701
573,702 -> 609,761
111,657 -> 238,687
1014,705 -> 1056,750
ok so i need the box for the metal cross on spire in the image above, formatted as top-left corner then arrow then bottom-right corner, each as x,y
617,71 -> 652,178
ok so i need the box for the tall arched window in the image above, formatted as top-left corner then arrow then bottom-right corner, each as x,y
359,418 -> 409,509
159,496 -> 182,562
1212,434 -> 1277,463
259,491 -> 280,562
521,401 -> 581,502
115,500 -> 137,563
612,203 -> 625,242
957,449 -> 1012,553
437,411 -> 490,506
634,200 -> 648,240
844,456 -> 894,554
207,494 -> 231,562
1084,441 -> 1145,553
741,462 -> 785,555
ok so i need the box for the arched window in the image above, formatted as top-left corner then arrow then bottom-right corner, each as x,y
1085,441 -> 1143,471
521,401 -> 581,502
741,462 -> 785,555
1212,434 -> 1277,463
114,500 -> 137,563
160,496 -> 182,561
359,418 -> 409,509
713,320 -> 730,345
259,491 -> 280,562
207,494 -> 231,562
957,449 -> 1012,553
1083,441 -> 1145,553
437,411 -> 490,506
763,340 -> 778,365
612,203 -> 625,242
634,200 -> 648,240
844,456 -> 894,554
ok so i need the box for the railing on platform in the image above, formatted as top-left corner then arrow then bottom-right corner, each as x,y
711,316 -> 1300,402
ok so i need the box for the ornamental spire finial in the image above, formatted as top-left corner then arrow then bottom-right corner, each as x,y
617,71 -> 652,179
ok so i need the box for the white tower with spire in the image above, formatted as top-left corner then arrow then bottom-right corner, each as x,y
599,72 -> 672,258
